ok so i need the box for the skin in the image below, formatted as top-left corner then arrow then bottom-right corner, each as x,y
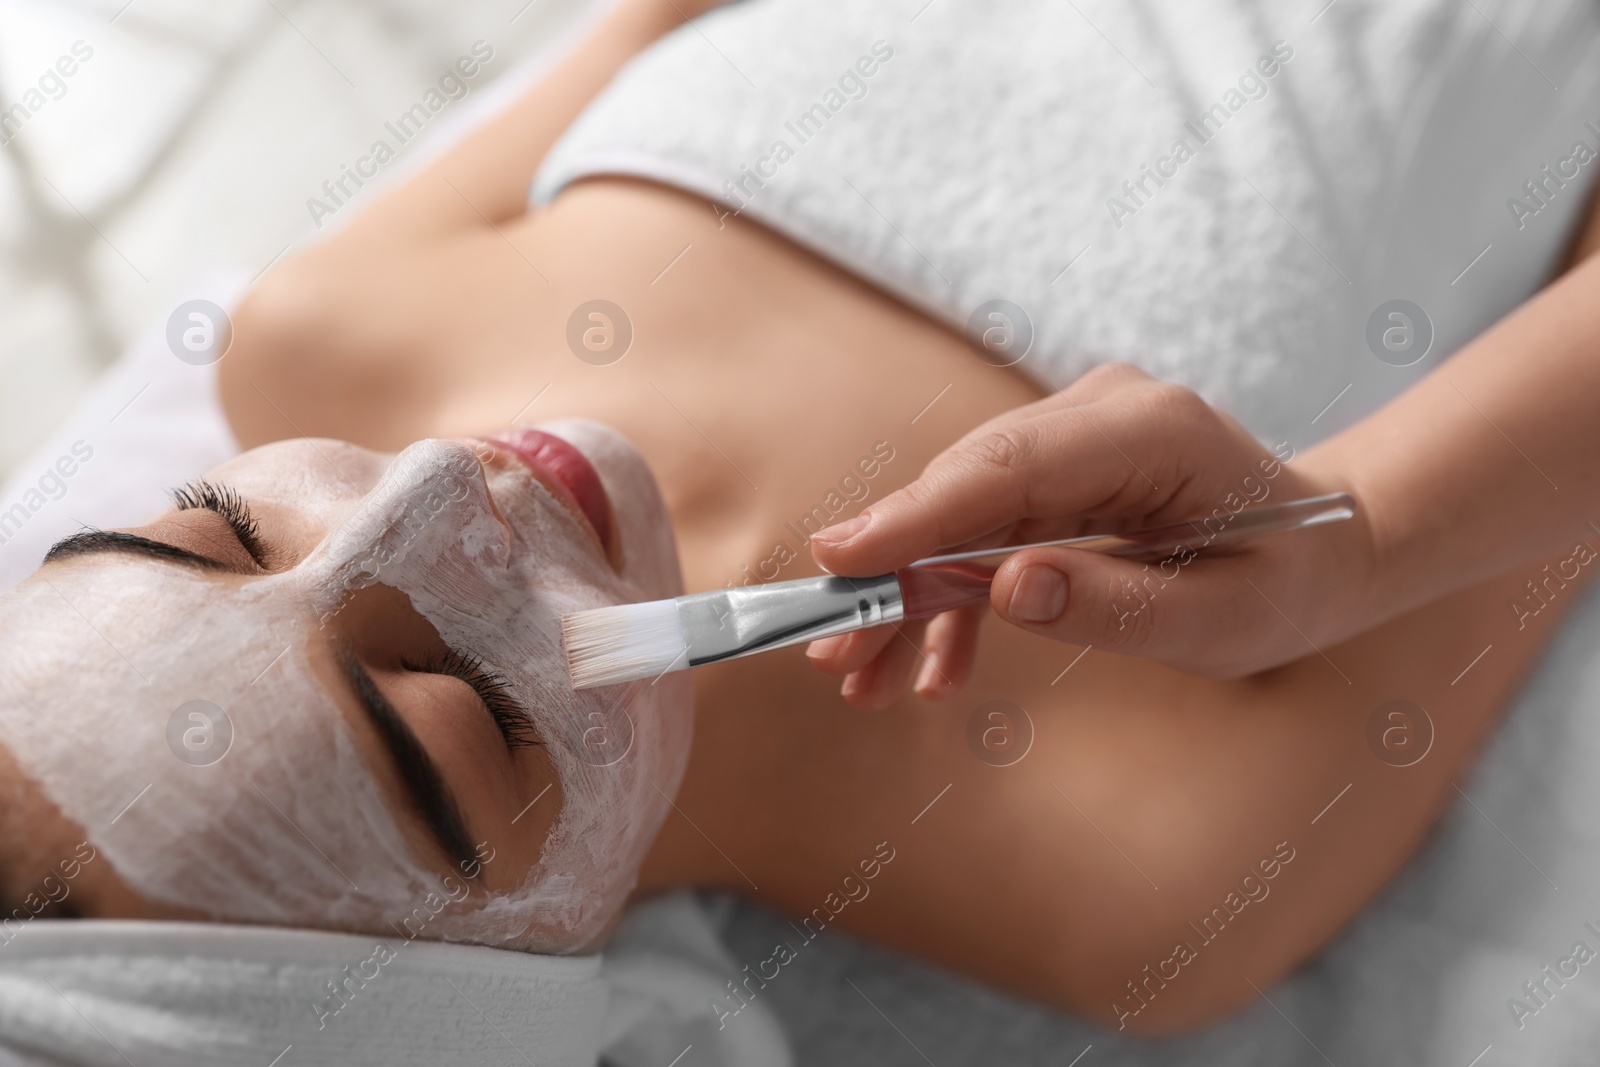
4,0 -> 1599,1035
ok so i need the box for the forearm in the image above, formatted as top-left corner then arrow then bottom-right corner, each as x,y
344,0 -> 686,245
1306,247 -> 1600,624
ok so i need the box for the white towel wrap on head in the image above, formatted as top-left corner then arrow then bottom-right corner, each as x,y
0,920 -> 608,1067
0,894 -> 791,1067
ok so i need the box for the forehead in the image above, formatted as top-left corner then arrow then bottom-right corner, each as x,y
0,555 -> 443,926
7,554 -> 330,722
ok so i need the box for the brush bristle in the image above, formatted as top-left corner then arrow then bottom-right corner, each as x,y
561,599 -> 687,689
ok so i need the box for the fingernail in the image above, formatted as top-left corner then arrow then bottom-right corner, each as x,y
914,653 -> 946,697
807,635 -> 847,661
814,512 -> 870,545
1007,565 -> 1068,623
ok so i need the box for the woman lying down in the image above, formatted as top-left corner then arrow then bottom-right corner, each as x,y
5,0 -> 1600,1063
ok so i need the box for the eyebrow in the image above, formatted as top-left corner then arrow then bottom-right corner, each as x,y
336,645 -> 480,878
43,529 -> 236,571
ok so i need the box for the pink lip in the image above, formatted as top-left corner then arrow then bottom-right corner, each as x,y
484,429 -> 616,559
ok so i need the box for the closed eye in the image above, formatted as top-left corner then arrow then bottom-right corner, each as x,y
407,648 -> 543,750
171,480 -> 267,567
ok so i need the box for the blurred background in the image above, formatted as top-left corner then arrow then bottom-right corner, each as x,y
0,0 -> 594,482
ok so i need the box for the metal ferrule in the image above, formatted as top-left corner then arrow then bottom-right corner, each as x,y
676,573 -> 905,668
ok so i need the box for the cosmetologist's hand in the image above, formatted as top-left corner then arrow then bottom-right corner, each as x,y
805,364 -> 1378,709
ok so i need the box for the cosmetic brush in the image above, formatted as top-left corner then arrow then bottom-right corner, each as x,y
561,491 -> 1355,689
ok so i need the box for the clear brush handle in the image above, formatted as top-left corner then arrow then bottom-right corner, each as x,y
893,491 -> 1356,619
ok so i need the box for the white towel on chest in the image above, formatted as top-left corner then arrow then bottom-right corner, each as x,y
532,0 -> 1600,447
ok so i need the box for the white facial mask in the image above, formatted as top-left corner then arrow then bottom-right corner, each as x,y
0,421 -> 693,950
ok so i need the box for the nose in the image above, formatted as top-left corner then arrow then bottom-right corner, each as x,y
299,440 -> 514,617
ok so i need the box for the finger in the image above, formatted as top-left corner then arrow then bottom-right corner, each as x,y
805,626 -> 897,676
987,546 -> 1265,674
840,621 -> 927,711
1056,362 -> 1158,403
913,603 -> 985,701
811,407 -> 1143,576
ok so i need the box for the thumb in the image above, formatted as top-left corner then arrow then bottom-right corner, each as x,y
989,547 -> 1247,672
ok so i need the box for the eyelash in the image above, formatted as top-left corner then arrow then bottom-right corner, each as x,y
171,480 -> 266,565
412,648 -> 542,750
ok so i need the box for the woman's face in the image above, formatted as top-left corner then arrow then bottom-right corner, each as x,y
0,420 -> 693,951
